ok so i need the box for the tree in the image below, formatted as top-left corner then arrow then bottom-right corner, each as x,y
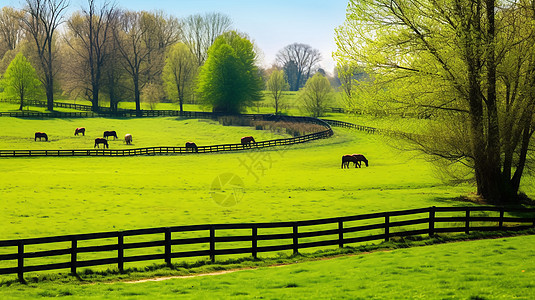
112,10 -> 179,115
182,12 -> 232,66
162,42 -> 197,112
0,7 -> 25,60
141,82 -> 164,110
335,0 -> 535,203
276,43 -> 321,91
64,0 -> 117,112
299,73 -> 333,117
266,69 -> 289,114
196,31 -> 263,114
22,0 -> 69,111
1,52 -> 42,110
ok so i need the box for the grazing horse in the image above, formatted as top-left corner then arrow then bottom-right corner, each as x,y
341,154 -> 359,168
352,154 -> 369,168
124,134 -> 133,145
34,132 -> 48,141
94,138 -> 109,148
74,127 -> 85,136
241,136 -> 256,147
103,130 -> 118,139
185,141 -> 198,153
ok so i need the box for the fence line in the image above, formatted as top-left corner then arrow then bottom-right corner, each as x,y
0,114 -> 333,157
0,206 -> 533,282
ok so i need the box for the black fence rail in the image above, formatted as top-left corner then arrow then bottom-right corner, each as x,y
0,111 -> 100,118
0,206 -> 533,282
321,119 -> 380,133
0,114 -> 333,157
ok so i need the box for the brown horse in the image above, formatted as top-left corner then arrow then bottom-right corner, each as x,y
103,130 -> 118,139
352,154 -> 369,168
185,141 -> 198,152
241,136 -> 256,147
74,127 -> 85,136
34,132 -> 48,141
94,138 -> 109,148
341,154 -> 359,168
124,134 -> 133,145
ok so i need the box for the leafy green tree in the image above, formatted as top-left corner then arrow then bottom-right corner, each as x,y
1,52 -> 42,110
299,73 -> 333,117
196,31 -> 263,114
163,42 -> 198,112
266,69 -> 289,114
335,0 -> 535,203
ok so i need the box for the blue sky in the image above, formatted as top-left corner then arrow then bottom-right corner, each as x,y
114,0 -> 349,72
4,0 -> 349,72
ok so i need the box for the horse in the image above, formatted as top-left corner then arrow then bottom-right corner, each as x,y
74,127 -> 85,136
352,154 -> 369,168
124,134 -> 133,145
241,136 -> 256,147
103,130 -> 118,139
341,154 -> 359,168
94,138 -> 109,148
185,141 -> 198,153
34,132 -> 48,141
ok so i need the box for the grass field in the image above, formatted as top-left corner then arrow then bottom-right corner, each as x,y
0,113 -> 534,297
1,235 -> 534,299
0,117 -> 481,241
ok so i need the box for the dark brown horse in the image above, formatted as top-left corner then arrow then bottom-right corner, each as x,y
341,154 -> 359,168
185,141 -> 198,152
74,127 -> 85,136
352,154 -> 369,167
124,134 -> 132,145
103,130 -> 118,139
94,138 -> 109,148
34,132 -> 48,141
241,136 -> 256,147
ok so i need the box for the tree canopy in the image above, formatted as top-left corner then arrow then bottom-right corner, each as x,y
299,73 -> 333,117
1,52 -> 42,110
335,0 -> 535,203
196,31 -> 263,114
266,69 -> 289,114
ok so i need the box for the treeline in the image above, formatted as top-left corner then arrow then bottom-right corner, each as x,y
0,0 -> 344,115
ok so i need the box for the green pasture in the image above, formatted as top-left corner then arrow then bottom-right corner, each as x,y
0,102 -> 83,114
0,118 -> 482,241
0,117 -> 289,150
0,115 -> 533,293
1,235 -> 534,299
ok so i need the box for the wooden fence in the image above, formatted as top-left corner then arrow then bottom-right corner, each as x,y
0,130 -> 333,157
0,206 -> 533,282
0,114 -> 333,157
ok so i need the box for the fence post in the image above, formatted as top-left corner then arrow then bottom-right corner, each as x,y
465,209 -> 470,234
209,226 -> 215,263
118,233 -> 124,272
165,228 -> 171,267
71,238 -> 77,275
292,223 -> 299,255
252,226 -> 258,259
499,208 -> 504,229
384,214 -> 390,242
338,220 -> 344,248
429,206 -> 436,236
17,241 -> 24,283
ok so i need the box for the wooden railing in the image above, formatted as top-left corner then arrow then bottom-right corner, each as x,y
0,114 -> 333,157
0,206 -> 533,282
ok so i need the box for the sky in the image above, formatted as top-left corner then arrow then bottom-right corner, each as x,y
3,0 -> 350,73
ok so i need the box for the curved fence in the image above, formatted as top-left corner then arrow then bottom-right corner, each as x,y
0,206 -> 533,282
0,114 -> 333,157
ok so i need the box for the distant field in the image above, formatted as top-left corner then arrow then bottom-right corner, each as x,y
1,235 -> 534,299
0,117 -> 289,150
